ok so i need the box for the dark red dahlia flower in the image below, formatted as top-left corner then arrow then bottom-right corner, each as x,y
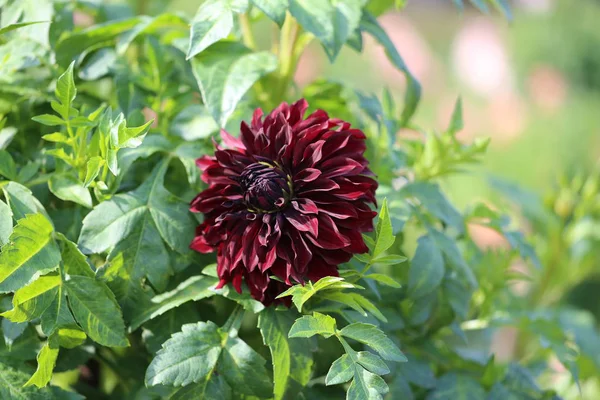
190,99 -> 377,305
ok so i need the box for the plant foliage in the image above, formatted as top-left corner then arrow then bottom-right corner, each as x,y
0,0 -> 592,399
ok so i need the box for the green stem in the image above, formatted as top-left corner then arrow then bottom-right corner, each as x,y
223,304 -> 245,338
239,14 -> 257,49
274,15 -> 302,103
239,13 -> 271,107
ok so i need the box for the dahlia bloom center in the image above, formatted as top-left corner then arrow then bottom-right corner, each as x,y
239,162 -> 291,212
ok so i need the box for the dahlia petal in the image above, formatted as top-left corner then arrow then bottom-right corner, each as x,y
251,108 -> 264,130
258,214 -> 272,246
242,221 -> 261,271
289,99 -> 309,126
342,229 -> 370,253
294,168 -> 321,183
216,278 -> 228,290
285,209 -> 319,237
286,228 -> 312,273
317,202 -> 359,219
315,248 -> 353,265
190,235 -> 213,253
297,178 -> 339,195
246,270 -> 269,300
292,125 -> 327,166
293,110 -> 329,134
240,121 -> 257,152
308,214 -> 351,249
306,257 -> 339,282
196,155 -> 217,172
260,246 -> 278,272
320,157 -> 364,178
291,198 -> 319,214
232,271 -> 243,294
220,129 -> 245,150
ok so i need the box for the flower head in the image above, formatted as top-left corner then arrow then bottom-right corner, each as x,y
190,99 -> 377,305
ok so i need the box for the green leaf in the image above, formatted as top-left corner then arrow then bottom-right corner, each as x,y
1,274 -> 61,323
170,374 -> 232,400
186,0 -> 235,59
53,62 -> 76,120
371,254 -> 407,265
218,327 -> 273,397
1,318 -> 26,350
129,274 -> 218,331
116,14 -> 187,55
360,12 -> 421,125
251,0 -> 288,26
31,114 -> 65,126
46,149 -> 74,166
397,355 -> 436,389
277,276 -> 357,312
399,182 -> 464,233
426,373 -> 486,400
48,173 -> 92,208
0,150 -> 17,180
0,200 -> 12,246
1,182 -> 50,221
146,321 -> 272,397
408,236 -> 444,298
356,351 -> 389,375
347,27 -> 363,52
55,17 -> 143,67
142,303 -> 200,355
170,105 -> 220,141
288,312 -> 337,338
468,0 -> 489,13
99,214 -> 169,320
326,354 -> 354,385
55,327 -> 87,349
347,367 -> 389,400
365,273 -> 401,288
58,235 -> 94,278
373,198 -> 395,258
0,324 -> 39,362
258,308 -> 314,400
83,156 -> 103,187
0,21 -> 49,35
190,42 -> 278,127
448,97 -> 463,134
351,294 -> 387,322
428,229 -> 477,287
492,0 -> 512,21
24,341 -> 59,388
42,132 -> 70,144
145,321 -> 221,386
0,361 -> 84,400
339,323 -> 406,362
0,214 -> 60,293
289,0 -> 365,61
487,383 -> 521,400
319,291 -> 367,317
65,275 -> 129,347
214,284 -> 265,313
114,118 -> 153,149
79,159 -> 195,255
40,287 -> 76,337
